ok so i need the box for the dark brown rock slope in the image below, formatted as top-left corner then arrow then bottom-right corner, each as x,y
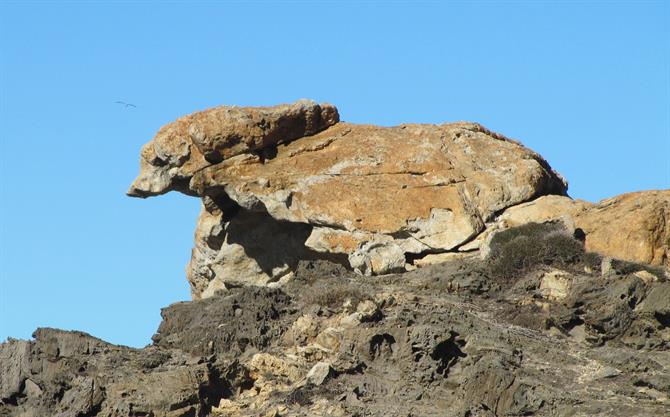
2,225 -> 669,416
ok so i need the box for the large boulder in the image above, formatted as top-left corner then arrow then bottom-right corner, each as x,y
129,101 -> 568,297
576,190 -> 669,267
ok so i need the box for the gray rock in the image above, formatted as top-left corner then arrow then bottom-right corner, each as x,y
306,362 -> 334,386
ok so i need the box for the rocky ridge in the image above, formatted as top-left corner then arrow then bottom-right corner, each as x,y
1,100 -> 669,417
2,253 -> 669,416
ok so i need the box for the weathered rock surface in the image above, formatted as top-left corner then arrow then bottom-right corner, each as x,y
577,191 -> 670,267
4,101 -> 669,416
188,121 -> 567,278
129,100 -> 576,296
0,328 -> 230,417
128,100 -> 668,298
3,245 -> 670,416
127,99 -> 339,198
488,190 -> 670,267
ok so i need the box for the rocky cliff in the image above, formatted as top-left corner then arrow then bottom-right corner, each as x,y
1,101 -> 669,417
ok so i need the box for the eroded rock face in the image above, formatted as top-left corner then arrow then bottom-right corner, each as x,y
129,101 -> 570,296
128,100 -> 667,296
3,256 -> 670,416
127,99 -> 339,198
577,191 -> 670,267
190,122 -> 566,249
0,328 -> 230,417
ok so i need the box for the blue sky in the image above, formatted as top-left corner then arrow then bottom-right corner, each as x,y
1,1 -> 668,347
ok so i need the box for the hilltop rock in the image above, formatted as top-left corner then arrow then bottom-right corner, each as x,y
128,100 -> 667,297
576,191 -> 670,267
129,100 -> 569,296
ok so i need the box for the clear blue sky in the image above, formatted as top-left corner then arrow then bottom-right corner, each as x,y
1,1 -> 668,348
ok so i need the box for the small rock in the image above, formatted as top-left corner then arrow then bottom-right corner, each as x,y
601,257 -> 614,277
539,269 -> 572,300
593,366 -> 621,379
413,251 -> 475,267
24,379 -> 42,398
200,278 -> 227,299
340,313 -> 361,328
356,299 -> 380,322
213,398 -> 242,414
314,327 -> 341,352
634,270 -> 658,284
306,361 -> 334,386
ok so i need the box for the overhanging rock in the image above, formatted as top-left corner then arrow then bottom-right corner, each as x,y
129,100 -> 569,298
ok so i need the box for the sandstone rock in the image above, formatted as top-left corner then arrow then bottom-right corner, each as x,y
249,353 -> 303,385
130,102 -> 568,293
356,299 -> 380,322
576,190 -> 670,267
348,240 -> 406,276
601,256 -> 615,277
413,251 -> 477,268
314,327 -> 342,352
129,100 -> 666,296
190,121 -> 566,247
497,194 -> 588,227
493,190 -> 670,267
186,196 -> 313,298
634,269 -> 659,284
128,99 -> 338,198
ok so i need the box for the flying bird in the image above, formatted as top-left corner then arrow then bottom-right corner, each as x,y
115,101 -> 137,108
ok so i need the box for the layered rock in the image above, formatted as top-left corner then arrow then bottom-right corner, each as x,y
188,122 -> 566,275
0,328 -> 230,417
129,100 -> 574,297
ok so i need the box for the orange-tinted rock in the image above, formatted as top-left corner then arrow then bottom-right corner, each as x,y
490,191 -> 670,267
128,99 -> 338,198
576,191 -> 669,267
191,122 -> 565,262
129,101 -> 569,293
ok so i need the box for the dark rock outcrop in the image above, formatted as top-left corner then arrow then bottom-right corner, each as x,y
3,236 -> 670,416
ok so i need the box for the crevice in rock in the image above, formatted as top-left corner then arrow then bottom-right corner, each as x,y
431,331 -> 467,377
369,333 -> 396,360
654,312 -> 670,328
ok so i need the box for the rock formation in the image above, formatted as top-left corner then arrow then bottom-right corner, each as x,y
127,100 -> 576,297
127,99 -> 667,298
2,101 -> 669,417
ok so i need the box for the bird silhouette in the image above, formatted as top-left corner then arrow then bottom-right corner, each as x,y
115,101 -> 137,108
